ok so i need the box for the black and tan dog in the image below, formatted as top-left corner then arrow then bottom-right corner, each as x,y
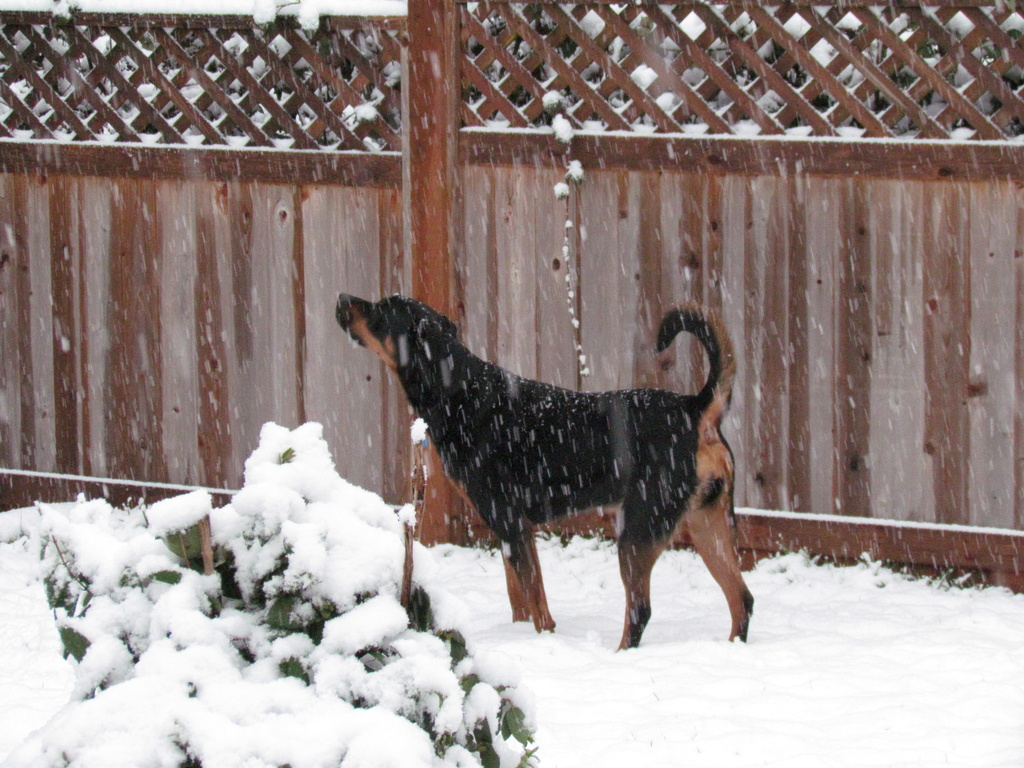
336,293 -> 753,649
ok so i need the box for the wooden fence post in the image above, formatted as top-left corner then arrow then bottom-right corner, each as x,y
405,0 -> 471,545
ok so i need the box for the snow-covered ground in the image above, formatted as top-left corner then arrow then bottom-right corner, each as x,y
0,512 -> 75,761
4,502 -> 1024,768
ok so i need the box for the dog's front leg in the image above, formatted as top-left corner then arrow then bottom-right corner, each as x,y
502,556 -> 532,623
502,532 -> 556,633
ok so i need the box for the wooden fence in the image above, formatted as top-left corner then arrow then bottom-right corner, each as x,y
1,2 -> 1024,585
0,13 -> 412,502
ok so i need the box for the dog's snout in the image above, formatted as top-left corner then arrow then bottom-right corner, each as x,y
336,293 -> 368,331
336,293 -> 354,329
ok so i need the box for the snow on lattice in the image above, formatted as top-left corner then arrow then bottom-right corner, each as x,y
0,14 -> 404,150
460,2 -> 1024,141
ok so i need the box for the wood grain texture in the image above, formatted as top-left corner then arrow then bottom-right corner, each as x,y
834,179 -> 872,517
302,186 -> 386,498
922,181 -> 972,525
967,182 -> 1018,528
195,182 -> 232,489
463,133 -> 1024,181
3,155 -> 1024,536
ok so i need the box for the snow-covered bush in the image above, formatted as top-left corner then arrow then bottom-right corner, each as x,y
8,423 -> 535,768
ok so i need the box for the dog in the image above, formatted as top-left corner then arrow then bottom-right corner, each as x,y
336,293 -> 753,649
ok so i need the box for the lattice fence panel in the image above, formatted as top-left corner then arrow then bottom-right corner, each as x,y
460,1 -> 1024,140
0,15 -> 403,151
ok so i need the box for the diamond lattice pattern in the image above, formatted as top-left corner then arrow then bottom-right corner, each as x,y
461,2 -> 1024,139
0,19 -> 403,150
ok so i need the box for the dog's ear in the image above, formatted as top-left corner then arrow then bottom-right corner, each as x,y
413,309 -> 459,342
438,313 -> 459,339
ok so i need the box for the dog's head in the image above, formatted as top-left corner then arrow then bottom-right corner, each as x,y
336,293 -> 459,374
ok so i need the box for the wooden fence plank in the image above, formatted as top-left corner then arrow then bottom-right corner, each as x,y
633,171 -> 665,391
617,173 -> 646,391
429,167 -> 497,535
967,182 -> 1018,528
195,181 -> 232,489
10,176 -> 35,469
106,178 -> 165,483
803,176 -> 838,516
865,181 -> 934,523
377,186 -> 410,504
787,175 -> 811,513
157,181 -> 201,488
49,176 -> 79,476
261,186 -> 302,428
742,176 -> 793,511
0,174 -> 18,470
535,168 -> 578,391
292,186 -> 307,428
581,172 -> 634,393
337,187 -> 386,496
302,186 -> 387,499
459,166 -> 497,363
25,177 -> 56,474
834,179 -> 872,517
219,184 -> 300,474
579,172 -> 628,392
494,165 -> 539,378
717,174 -> 750,506
1017,190 -> 1024,530
923,181 -> 972,525
77,178 -> 113,480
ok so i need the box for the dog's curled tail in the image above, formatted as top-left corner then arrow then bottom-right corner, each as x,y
656,303 -> 736,432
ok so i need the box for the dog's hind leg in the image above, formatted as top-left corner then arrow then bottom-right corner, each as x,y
503,531 -> 556,633
617,539 -> 668,650
687,498 -> 754,642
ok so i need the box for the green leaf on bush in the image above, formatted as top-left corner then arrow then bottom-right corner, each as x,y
44,575 -> 75,614
359,648 -> 390,671
500,701 -> 532,745
460,673 -> 481,695
150,570 -> 183,585
279,658 -> 310,684
407,586 -> 433,632
267,596 -> 305,632
161,524 -> 204,565
59,625 -> 90,662
473,724 -> 500,768
439,629 -> 468,664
